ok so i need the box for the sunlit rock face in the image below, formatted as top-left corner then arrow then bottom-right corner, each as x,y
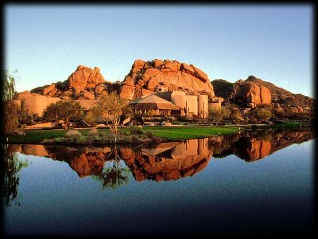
121,138 -> 213,181
31,65 -> 106,100
15,91 -> 61,117
67,65 -> 105,98
232,80 -> 272,107
119,59 -> 215,100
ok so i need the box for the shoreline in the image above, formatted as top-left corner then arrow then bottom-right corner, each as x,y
6,122 -> 312,145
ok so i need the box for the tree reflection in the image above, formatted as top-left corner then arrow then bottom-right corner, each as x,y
2,145 -> 29,207
91,146 -> 130,190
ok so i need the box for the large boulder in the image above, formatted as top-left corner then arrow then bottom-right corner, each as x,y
68,65 -> 105,97
232,79 -> 272,107
31,65 -> 107,100
119,59 -> 215,100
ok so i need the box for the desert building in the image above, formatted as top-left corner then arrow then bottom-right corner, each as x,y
130,90 -> 210,119
130,94 -> 182,117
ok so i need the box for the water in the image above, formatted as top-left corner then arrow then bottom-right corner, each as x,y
3,129 -> 315,235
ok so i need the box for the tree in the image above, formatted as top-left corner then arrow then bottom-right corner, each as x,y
83,106 -> 100,124
91,146 -> 130,190
209,107 -> 223,123
2,71 -> 19,135
2,70 -> 16,102
2,150 -> 29,206
43,101 -> 84,129
96,93 -> 129,135
4,101 -> 20,134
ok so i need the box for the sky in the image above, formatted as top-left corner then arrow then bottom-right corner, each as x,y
5,4 -> 313,97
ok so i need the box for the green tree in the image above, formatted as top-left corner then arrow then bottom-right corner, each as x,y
2,71 -> 19,135
43,101 -> 84,129
2,70 -> 16,102
209,107 -> 223,123
97,93 -> 129,135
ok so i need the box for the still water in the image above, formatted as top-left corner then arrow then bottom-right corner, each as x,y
3,130 -> 315,235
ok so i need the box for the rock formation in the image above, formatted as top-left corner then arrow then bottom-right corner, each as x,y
212,75 -> 315,115
15,91 -> 61,117
14,91 -> 99,117
31,65 -> 107,100
231,77 -> 272,107
119,59 -> 215,100
17,65 -> 110,117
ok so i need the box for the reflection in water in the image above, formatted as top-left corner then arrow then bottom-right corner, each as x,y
5,129 -> 314,205
2,145 -> 29,206
121,138 -> 213,181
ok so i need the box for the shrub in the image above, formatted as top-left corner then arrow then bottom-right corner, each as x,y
145,131 -> 153,138
88,128 -> 99,136
131,135 -> 139,142
256,108 -> 272,121
230,109 -> 244,122
65,129 -> 82,138
128,126 -> 144,135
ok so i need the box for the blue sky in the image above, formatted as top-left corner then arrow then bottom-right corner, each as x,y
5,5 -> 313,97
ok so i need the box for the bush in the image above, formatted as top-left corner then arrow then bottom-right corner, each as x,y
256,108 -> 272,121
230,109 -> 244,122
88,128 -> 99,136
128,126 -> 144,135
145,131 -> 153,138
65,129 -> 82,138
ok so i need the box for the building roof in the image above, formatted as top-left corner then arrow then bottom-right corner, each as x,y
130,94 -> 180,110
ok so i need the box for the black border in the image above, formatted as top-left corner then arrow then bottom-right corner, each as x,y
1,1 -> 316,238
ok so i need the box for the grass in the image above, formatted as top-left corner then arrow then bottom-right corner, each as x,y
271,121 -> 302,129
138,126 -> 239,140
8,126 -> 239,144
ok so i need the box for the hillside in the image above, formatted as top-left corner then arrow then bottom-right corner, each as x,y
212,75 -> 315,114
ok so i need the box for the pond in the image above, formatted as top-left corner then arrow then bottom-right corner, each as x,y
2,129 -> 315,235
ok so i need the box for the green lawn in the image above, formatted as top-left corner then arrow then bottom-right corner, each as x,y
140,126 -> 239,140
8,126 -> 239,144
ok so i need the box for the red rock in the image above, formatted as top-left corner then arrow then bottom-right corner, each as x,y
43,84 -> 57,96
131,59 -> 146,73
15,91 -> 61,117
233,81 -> 271,107
153,59 -> 164,68
82,91 -> 95,100
120,59 -> 215,100
68,65 -> 105,97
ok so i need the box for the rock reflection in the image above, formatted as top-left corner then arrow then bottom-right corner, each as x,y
121,138 -> 213,181
6,130 -> 315,185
